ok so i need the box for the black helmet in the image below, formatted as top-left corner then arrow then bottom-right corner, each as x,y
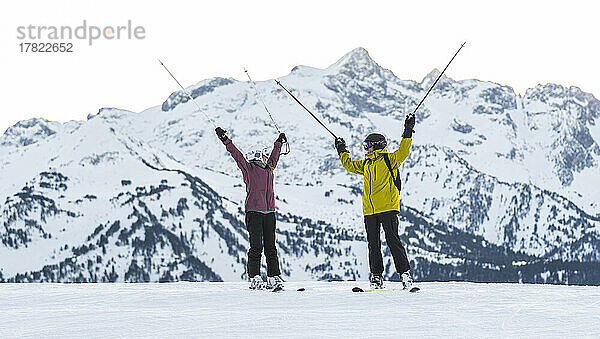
363,133 -> 387,150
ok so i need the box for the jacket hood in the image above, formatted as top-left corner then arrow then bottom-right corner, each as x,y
250,159 -> 268,169
366,147 -> 389,160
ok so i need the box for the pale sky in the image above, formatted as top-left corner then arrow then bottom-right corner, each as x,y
1,0 -> 599,134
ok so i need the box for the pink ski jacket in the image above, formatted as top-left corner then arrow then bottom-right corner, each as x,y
223,139 -> 282,212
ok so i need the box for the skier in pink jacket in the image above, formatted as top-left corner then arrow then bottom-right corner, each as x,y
215,127 -> 286,290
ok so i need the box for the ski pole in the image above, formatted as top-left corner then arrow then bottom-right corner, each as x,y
276,80 -> 338,139
158,59 -> 217,129
244,68 -> 290,155
411,42 -> 466,115
244,68 -> 280,132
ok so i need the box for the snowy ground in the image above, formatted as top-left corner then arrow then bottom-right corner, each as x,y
2,282 -> 599,338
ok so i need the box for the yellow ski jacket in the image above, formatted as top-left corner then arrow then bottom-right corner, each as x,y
339,138 -> 412,216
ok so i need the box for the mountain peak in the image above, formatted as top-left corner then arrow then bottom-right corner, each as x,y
327,47 -> 377,71
421,68 -> 453,89
421,68 -> 450,83
1,118 -> 58,148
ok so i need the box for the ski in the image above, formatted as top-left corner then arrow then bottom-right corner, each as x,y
249,286 -> 305,292
272,286 -> 305,292
352,286 -> 420,293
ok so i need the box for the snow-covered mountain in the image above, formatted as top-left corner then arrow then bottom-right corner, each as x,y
1,47 -> 599,284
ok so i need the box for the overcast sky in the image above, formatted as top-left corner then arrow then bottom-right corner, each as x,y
1,0 -> 599,134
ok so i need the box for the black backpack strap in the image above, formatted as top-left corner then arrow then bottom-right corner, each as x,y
382,153 -> 402,192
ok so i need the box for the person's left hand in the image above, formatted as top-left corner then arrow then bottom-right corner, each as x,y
403,114 -> 416,138
215,127 -> 228,142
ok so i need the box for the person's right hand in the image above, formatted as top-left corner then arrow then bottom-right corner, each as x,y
215,127 -> 228,142
335,137 -> 348,155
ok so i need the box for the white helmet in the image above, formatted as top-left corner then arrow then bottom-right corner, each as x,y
246,147 -> 270,162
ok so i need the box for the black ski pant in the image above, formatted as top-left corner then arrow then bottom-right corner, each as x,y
245,211 -> 281,278
364,210 -> 410,275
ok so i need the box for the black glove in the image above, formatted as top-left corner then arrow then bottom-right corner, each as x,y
403,113 -> 416,138
215,127 -> 228,142
276,133 -> 287,143
335,137 -> 348,155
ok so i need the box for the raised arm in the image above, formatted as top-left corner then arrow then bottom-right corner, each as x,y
216,127 -> 249,178
267,142 -> 282,169
340,153 -> 366,175
267,133 -> 286,169
335,137 -> 365,175
225,139 -> 250,172
390,113 -> 415,167
390,138 -> 412,167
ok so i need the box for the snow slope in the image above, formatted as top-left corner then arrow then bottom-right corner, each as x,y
1,282 -> 599,338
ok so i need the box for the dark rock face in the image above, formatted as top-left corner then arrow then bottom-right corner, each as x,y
161,77 -> 235,112
1,118 -> 57,147
524,84 -> 600,186
451,119 -> 474,134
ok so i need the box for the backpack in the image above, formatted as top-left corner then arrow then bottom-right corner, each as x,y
382,153 -> 402,192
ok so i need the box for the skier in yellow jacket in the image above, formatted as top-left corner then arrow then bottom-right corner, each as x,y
335,113 -> 416,290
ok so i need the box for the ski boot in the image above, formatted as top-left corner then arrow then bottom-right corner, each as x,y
266,275 -> 284,290
249,275 -> 265,290
401,271 -> 414,290
370,274 -> 384,289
